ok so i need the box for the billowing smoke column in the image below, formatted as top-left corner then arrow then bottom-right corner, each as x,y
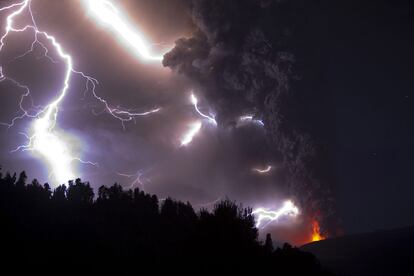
163,0 -> 338,237
0,0 -> 162,185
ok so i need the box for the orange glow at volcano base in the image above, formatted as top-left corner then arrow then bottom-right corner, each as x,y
261,217 -> 327,246
311,220 -> 325,242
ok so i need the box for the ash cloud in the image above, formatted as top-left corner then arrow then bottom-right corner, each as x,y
163,0 -> 338,235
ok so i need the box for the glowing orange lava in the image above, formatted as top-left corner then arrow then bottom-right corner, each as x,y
311,220 -> 325,242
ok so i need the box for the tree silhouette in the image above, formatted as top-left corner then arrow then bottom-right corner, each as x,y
66,178 -> 94,204
15,171 -> 27,188
0,169 -> 334,275
265,233 -> 274,252
52,184 -> 67,202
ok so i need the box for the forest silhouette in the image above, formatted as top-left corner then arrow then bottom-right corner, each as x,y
0,168 -> 333,274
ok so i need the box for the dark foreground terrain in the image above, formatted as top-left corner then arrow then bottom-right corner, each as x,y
0,169 -> 332,274
302,226 -> 414,276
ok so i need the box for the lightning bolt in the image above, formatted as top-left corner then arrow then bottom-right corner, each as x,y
82,0 -> 165,61
180,121 -> 202,146
252,200 -> 299,228
0,0 -> 89,184
237,115 -> 264,127
178,93 -> 216,146
0,0 -> 162,185
116,168 -> 151,190
190,93 -> 217,125
252,165 -> 273,174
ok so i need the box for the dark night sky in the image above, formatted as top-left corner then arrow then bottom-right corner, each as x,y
324,1 -> 412,235
0,0 -> 413,242
302,0 -> 414,234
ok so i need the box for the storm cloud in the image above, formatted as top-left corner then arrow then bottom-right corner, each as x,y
163,0 -> 338,236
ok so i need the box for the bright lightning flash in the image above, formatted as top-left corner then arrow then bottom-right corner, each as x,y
253,165 -> 273,174
237,115 -> 264,127
0,0 -> 161,185
83,0 -> 164,61
190,93 -> 217,125
0,0 -> 88,184
178,93 -> 216,146
180,121 -> 202,146
252,200 -> 299,228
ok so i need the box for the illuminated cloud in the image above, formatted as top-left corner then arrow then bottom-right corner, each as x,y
0,0 -> 163,185
252,200 -> 299,228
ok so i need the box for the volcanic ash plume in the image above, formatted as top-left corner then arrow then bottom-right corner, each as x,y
163,0 -> 338,238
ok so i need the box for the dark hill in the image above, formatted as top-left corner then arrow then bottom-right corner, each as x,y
302,226 -> 414,275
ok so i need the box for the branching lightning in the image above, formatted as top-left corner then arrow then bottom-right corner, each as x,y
178,93 -> 216,146
83,77 -> 161,129
117,168 -> 151,190
0,0 -> 87,184
0,0 -> 162,185
252,200 -> 299,228
82,0 -> 165,61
